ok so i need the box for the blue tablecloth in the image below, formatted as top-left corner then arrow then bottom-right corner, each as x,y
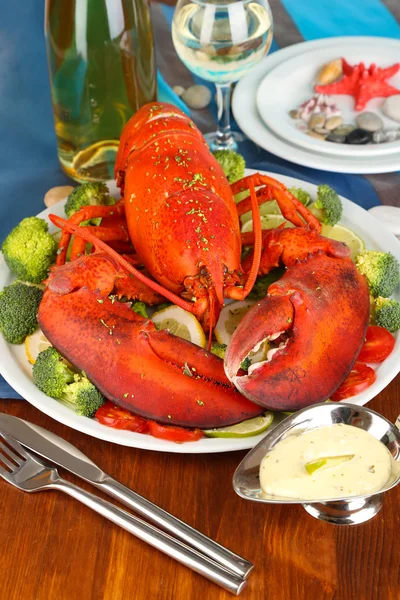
1,0 -> 400,399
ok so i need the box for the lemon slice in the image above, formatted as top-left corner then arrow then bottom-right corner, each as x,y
214,300 -> 270,365
203,412 -> 274,438
241,214 -> 294,234
152,305 -> 207,349
214,300 -> 257,345
321,224 -> 365,261
305,454 -> 355,475
25,329 -> 52,365
240,200 -> 282,225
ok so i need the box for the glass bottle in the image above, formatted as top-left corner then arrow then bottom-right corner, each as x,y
45,0 -> 157,182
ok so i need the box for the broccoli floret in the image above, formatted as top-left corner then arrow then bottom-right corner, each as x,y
64,182 -> 115,219
213,150 -> 246,184
374,297 -> 400,332
210,342 -> 227,359
248,268 -> 285,300
210,341 -> 251,371
32,347 -> 105,417
310,184 -> 343,226
63,374 -> 106,417
33,347 -> 75,398
288,187 -> 311,206
1,217 -> 57,283
356,250 -> 400,298
132,301 -> 149,318
0,282 -> 43,344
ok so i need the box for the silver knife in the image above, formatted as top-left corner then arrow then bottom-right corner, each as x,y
0,413 -> 253,580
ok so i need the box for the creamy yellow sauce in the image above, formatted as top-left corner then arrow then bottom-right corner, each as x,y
260,424 -> 392,500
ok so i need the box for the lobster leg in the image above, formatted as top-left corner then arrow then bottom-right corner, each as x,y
231,174 -> 322,232
57,202 -> 127,265
240,226 -> 351,277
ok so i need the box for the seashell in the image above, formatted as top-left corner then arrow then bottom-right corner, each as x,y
368,205 -> 400,236
44,186 -> 74,208
325,116 -> 344,131
172,85 -> 185,97
181,85 -> 212,110
309,114 -> 326,129
316,58 -> 343,85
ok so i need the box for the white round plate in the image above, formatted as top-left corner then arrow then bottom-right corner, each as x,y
233,37 -> 400,173
256,42 -> 400,157
0,170 -> 399,453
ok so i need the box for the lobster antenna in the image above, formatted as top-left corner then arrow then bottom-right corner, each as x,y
49,215 -> 205,316
240,179 -> 262,297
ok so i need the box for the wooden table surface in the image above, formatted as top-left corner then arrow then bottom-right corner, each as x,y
1,384 -> 399,600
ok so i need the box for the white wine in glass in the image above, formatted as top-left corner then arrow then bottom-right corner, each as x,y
172,0 -> 273,150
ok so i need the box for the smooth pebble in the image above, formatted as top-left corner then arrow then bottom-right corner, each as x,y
368,205 -> 400,236
314,127 -> 330,135
326,132 -> 346,143
308,114 -> 326,129
172,85 -> 185,97
325,116 -> 344,131
306,130 -> 326,140
372,130 -> 387,143
44,185 -> 74,208
385,129 -> 400,142
346,128 -> 372,145
382,96 -> 400,122
333,124 -> 355,136
356,112 -> 383,132
181,85 -> 212,109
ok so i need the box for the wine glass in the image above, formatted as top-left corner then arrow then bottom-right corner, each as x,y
172,0 -> 273,151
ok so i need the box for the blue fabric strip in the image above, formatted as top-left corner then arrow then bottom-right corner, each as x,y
281,0 -> 400,39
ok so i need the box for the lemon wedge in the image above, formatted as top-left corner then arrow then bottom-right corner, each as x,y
321,224 -> 365,261
25,329 -> 52,365
241,214 -> 294,234
152,305 -> 207,349
204,412 -> 274,438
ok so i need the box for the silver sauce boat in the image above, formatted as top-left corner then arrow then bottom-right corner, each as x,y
233,403 -> 400,525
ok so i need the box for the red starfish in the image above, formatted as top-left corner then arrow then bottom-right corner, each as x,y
315,58 -> 400,111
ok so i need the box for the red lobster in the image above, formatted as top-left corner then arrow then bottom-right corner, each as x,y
38,102 -> 370,426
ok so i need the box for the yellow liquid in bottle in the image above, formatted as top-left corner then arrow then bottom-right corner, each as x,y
45,0 -> 157,182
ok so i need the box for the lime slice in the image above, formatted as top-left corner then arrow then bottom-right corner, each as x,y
203,412 -> 274,438
305,459 -> 327,475
25,329 -> 52,365
240,200 -> 282,225
152,305 -> 207,349
241,214 -> 294,234
305,454 -> 355,475
321,224 -> 365,261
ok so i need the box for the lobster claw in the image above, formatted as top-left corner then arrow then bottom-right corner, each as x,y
38,287 -> 263,428
224,254 -> 370,411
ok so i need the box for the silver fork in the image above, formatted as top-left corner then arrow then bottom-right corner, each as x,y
0,432 -> 246,595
